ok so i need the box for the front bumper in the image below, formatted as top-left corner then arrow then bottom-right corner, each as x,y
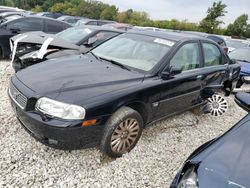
9,96 -> 104,150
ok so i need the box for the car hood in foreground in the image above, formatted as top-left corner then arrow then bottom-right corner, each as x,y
189,115 -> 250,188
15,55 -> 144,102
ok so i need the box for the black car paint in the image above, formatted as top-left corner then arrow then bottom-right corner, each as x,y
9,31 -> 240,149
0,16 -> 71,58
171,92 -> 250,188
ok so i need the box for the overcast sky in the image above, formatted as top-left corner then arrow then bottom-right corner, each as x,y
99,0 -> 250,26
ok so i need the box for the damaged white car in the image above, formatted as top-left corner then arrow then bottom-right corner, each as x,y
10,25 -> 123,72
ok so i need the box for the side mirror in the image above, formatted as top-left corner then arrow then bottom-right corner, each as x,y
235,92 -> 250,112
170,66 -> 182,75
86,37 -> 98,47
161,66 -> 182,79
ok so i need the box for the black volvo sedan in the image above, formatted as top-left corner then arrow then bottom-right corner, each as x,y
171,92 -> 250,188
8,30 -> 240,157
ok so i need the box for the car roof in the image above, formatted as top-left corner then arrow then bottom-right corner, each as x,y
73,25 -> 125,33
7,15 -> 72,25
127,29 -> 208,42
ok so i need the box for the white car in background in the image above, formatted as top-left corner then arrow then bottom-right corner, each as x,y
226,38 -> 250,53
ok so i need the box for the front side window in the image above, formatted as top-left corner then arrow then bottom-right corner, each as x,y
203,43 -> 221,67
92,33 -> 174,71
170,43 -> 200,71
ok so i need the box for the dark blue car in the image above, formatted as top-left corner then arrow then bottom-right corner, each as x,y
229,48 -> 250,87
171,92 -> 250,188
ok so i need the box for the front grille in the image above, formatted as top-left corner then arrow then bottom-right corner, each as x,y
9,82 -> 28,109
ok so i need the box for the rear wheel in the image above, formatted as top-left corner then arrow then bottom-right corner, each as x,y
207,94 -> 228,116
100,106 -> 143,158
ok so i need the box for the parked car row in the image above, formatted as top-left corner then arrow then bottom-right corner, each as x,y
8,28 -> 240,158
2,5 -> 250,188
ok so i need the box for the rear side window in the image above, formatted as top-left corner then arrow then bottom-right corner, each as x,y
44,20 -> 65,33
7,18 -> 43,31
170,43 -> 200,71
203,43 -> 222,67
86,21 -> 98,26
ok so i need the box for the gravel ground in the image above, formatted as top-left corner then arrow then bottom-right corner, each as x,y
0,60 -> 247,187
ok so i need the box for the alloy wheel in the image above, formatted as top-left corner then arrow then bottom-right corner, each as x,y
207,94 -> 228,116
110,118 -> 140,153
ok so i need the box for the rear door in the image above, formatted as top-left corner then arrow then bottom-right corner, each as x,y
155,41 -> 204,118
199,41 -> 229,97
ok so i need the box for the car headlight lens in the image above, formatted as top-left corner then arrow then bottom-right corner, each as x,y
36,97 -> 86,120
177,166 -> 198,188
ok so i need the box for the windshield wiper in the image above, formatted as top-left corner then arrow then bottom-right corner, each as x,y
99,57 -> 131,71
89,52 -> 100,60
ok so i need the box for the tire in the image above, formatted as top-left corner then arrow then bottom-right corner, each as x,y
100,106 -> 143,158
236,79 -> 243,88
0,45 -> 4,59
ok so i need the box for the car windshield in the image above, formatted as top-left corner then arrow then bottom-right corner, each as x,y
229,48 -> 250,62
92,33 -> 173,72
226,39 -> 249,49
56,27 -> 93,44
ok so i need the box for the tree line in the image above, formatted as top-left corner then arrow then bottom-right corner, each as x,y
1,0 -> 250,38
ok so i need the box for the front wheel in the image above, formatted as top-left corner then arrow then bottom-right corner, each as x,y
100,106 -> 143,158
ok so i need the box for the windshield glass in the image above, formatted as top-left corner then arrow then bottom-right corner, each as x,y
92,33 -> 174,71
229,48 -> 250,62
56,27 -> 93,44
226,39 -> 249,49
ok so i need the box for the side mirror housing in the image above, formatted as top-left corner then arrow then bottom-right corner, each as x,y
86,37 -> 98,47
235,92 -> 250,112
170,66 -> 182,75
161,66 -> 182,79
10,27 -> 20,34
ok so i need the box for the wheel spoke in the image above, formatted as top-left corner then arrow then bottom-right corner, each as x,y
110,118 -> 140,153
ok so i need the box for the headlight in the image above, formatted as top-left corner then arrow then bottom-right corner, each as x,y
177,166 -> 198,188
36,97 -> 86,120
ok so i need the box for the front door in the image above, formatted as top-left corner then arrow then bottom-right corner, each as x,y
156,42 -> 203,118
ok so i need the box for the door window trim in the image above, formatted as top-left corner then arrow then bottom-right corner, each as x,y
200,40 -> 225,68
162,40 -> 202,73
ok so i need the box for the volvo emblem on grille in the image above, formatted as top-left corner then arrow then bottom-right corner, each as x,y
12,91 -> 19,99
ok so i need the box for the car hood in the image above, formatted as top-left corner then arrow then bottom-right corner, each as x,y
191,115 -> 250,188
11,31 -> 79,50
15,55 -> 144,102
237,61 -> 250,75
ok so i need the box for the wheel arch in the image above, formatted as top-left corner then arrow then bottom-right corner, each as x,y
113,100 -> 149,127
